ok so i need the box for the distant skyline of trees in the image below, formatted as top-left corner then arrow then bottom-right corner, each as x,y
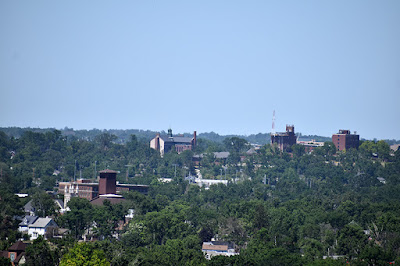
1,126 -> 398,145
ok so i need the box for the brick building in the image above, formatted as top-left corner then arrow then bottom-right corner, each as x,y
99,169 -> 117,195
58,179 -> 99,201
58,169 -> 149,207
271,125 -> 297,152
150,129 -> 197,156
332,130 -> 359,151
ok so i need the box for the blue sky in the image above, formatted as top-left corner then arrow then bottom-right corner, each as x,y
1,1 -> 399,140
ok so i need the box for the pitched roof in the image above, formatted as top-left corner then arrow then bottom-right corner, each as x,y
15,252 -> 26,264
390,144 -> 400,151
246,148 -> 257,155
172,136 -> 193,143
54,199 -> 64,209
24,200 -> 35,212
8,241 -> 26,252
159,135 -> 193,143
202,243 -> 228,251
19,216 -> 38,226
29,217 -> 57,228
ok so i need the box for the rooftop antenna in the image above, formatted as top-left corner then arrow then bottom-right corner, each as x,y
272,110 -> 276,135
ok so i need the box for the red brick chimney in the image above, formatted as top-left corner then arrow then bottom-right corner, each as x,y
99,169 -> 117,195
193,131 -> 197,148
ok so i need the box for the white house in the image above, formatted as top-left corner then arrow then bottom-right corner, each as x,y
18,216 -> 38,233
202,241 -> 239,260
28,217 -> 58,240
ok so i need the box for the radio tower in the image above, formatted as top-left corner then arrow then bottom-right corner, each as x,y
271,110 -> 276,135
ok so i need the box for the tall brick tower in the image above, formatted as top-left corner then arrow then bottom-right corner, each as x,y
98,169 -> 117,195
271,125 -> 297,152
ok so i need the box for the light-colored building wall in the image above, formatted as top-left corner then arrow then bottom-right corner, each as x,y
28,218 -> 58,240
150,136 -> 166,156
28,227 -> 45,240
195,178 -> 228,188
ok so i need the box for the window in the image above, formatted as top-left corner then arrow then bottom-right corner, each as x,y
10,252 -> 15,262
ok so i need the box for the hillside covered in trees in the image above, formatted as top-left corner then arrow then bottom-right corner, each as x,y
0,128 -> 400,265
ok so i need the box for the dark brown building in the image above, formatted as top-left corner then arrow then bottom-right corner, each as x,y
0,241 -> 27,265
99,169 -> 117,195
271,125 -> 297,152
332,129 -> 359,151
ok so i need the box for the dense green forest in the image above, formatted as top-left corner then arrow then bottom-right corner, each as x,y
0,129 -> 400,265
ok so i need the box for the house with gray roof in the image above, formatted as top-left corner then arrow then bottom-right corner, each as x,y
18,215 -> 38,233
28,217 -> 58,240
23,200 -> 36,216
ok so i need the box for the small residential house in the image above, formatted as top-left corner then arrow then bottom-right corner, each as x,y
202,241 -> 239,260
24,198 -> 65,215
23,200 -> 36,216
18,216 -> 38,234
28,217 -> 58,240
0,241 -> 27,265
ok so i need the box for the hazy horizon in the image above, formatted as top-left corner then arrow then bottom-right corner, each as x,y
1,125 -> 397,142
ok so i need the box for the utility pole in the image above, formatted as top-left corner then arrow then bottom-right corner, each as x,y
172,164 -> 177,178
74,160 -> 76,181
94,161 -> 97,179
125,164 -> 133,181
